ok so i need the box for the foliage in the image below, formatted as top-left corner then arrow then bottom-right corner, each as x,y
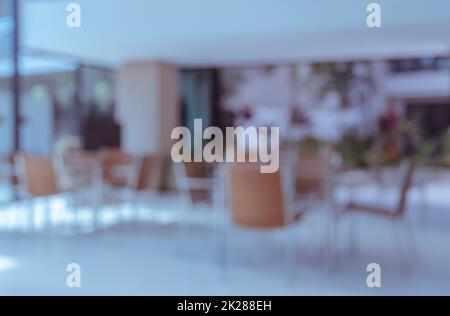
297,137 -> 328,156
308,62 -> 375,108
334,130 -> 374,168
297,117 -> 448,168
413,141 -> 438,165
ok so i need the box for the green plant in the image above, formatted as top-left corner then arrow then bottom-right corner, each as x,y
335,130 -> 374,168
297,137 -> 327,156
413,140 -> 437,165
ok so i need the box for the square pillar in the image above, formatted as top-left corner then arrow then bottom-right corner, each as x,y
116,61 -> 180,156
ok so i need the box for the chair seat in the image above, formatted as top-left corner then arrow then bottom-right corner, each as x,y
104,176 -> 129,187
345,202 -> 397,218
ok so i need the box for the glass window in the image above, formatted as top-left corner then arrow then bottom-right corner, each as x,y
18,51 -> 78,155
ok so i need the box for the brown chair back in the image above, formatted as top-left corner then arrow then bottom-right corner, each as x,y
183,162 -> 207,178
20,155 -> 59,197
227,163 -> 286,229
181,162 -> 210,203
134,155 -> 159,191
296,154 -> 332,197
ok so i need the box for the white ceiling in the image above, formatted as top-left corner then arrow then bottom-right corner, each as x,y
21,0 -> 450,67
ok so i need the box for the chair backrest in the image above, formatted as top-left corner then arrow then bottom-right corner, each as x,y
133,155 -> 160,191
227,163 -> 286,229
296,154 -> 333,196
101,148 -> 134,186
19,155 -> 59,197
183,162 -> 207,178
102,148 -> 134,165
174,162 -> 210,204
395,161 -> 416,218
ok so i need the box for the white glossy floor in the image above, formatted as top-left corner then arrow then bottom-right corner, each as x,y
0,183 -> 449,295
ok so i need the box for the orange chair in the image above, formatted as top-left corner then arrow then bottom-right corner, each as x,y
17,154 -> 70,232
345,162 -> 415,219
132,155 -> 161,192
20,155 -> 60,198
120,154 -> 162,221
296,153 -> 334,201
223,162 -> 305,282
339,161 -> 417,269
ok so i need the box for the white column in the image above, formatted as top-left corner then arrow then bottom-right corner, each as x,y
116,61 -> 180,156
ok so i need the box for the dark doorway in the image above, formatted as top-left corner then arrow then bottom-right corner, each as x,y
407,101 -> 450,139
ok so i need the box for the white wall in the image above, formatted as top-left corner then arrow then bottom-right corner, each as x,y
386,70 -> 450,99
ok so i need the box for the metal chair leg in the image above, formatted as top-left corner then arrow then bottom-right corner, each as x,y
220,223 -> 230,282
285,228 -> 297,287
403,217 -> 419,267
348,215 -> 359,255
392,219 -> 413,273
326,211 -> 339,273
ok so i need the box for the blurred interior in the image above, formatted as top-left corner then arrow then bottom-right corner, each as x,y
0,0 -> 450,295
